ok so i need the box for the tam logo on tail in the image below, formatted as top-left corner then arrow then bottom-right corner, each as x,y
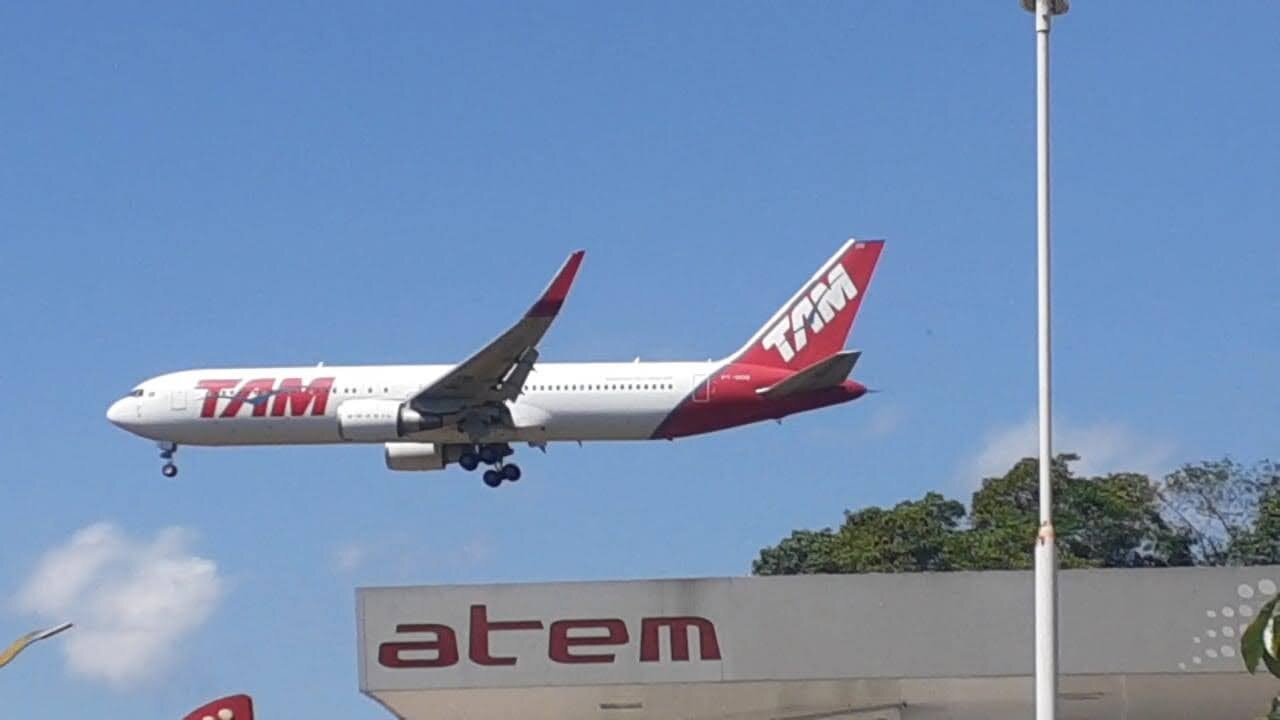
732,239 -> 883,371
760,262 -> 859,363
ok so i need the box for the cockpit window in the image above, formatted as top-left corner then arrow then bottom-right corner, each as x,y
129,389 -> 144,397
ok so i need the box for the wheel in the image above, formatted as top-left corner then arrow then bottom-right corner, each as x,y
482,470 -> 502,488
161,463 -> 178,478
501,464 -> 521,482
459,453 -> 480,471
479,446 -> 503,465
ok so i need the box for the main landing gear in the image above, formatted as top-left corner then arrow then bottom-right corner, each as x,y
158,441 -> 179,478
457,443 -> 520,488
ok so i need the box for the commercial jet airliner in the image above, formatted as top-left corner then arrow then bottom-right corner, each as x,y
107,239 -> 883,487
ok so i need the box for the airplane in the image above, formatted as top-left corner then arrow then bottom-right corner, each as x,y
107,239 -> 884,488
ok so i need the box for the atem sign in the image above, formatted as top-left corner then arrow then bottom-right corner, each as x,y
378,605 -> 721,669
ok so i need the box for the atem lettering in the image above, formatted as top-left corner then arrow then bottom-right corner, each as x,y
761,261 -> 859,362
195,377 -> 335,418
378,605 -> 721,668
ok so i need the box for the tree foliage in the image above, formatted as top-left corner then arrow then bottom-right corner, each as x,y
1158,458 -> 1280,565
753,454 -> 1272,575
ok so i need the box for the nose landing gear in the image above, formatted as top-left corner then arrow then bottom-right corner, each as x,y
158,441 -> 179,478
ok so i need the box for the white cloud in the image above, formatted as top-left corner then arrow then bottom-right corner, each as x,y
332,543 -> 367,573
13,523 -> 225,687
336,534 -> 495,580
867,403 -> 906,437
966,415 -> 1177,484
457,536 -> 494,566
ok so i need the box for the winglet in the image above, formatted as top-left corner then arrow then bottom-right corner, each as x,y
526,250 -> 586,318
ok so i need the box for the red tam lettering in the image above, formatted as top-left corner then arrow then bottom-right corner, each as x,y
221,378 -> 275,418
270,377 -> 335,417
195,379 -> 239,418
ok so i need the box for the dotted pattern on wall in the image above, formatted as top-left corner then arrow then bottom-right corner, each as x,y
1179,577 -> 1277,671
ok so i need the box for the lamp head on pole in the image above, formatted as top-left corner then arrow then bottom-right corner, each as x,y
1020,0 -> 1069,14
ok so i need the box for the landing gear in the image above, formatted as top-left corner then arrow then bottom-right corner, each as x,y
157,441 -> 179,478
478,443 -> 512,465
480,463 -> 520,487
465,443 -> 521,487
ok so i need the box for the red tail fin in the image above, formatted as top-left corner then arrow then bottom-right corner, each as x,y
730,239 -> 884,371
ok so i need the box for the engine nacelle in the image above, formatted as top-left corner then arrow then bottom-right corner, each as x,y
384,442 -> 472,472
384,442 -> 445,471
337,399 -> 443,442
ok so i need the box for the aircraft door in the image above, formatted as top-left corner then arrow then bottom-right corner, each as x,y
170,390 -> 187,411
693,374 -> 711,403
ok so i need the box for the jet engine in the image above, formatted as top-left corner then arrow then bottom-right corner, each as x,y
384,442 -> 474,471
337,399 -> 442,442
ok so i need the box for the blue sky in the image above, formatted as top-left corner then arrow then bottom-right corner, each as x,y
1,2 -> 1276,717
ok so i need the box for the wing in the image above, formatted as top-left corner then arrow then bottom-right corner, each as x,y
409,250 -> 585,417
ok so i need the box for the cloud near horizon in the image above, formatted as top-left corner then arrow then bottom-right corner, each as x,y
13,522 -> 225,688
965,415 -> 1178,486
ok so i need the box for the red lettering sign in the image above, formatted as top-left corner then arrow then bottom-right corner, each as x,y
469,604 -> 544,666
639,616 -> 721,662
378,624 -> 459,668
376,606 -> 721,669
548,619 -> 628,664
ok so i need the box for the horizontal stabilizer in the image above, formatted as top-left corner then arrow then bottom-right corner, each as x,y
757,351 -> 861,399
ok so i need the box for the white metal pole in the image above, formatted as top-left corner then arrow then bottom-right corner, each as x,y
1022,0 -> 1066,718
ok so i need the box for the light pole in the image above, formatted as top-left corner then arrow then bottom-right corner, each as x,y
0,623 -> 73,670
1020,0 -> 1067,719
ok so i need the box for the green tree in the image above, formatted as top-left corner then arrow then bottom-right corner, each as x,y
827,492 -> 966,573
753,454 -> 1200,575
1158,458 -> 1280,565
752,529 -> 840,575
961,455 -> 1191,569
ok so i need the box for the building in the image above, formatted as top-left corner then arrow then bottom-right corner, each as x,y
357,567 -> 1280,720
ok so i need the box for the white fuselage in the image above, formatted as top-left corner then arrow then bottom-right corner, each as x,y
107,361 -> 721,446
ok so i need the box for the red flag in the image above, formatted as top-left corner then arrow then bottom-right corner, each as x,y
183,694 -> 254,720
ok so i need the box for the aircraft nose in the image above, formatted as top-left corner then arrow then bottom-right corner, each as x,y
106,399 -> 133,428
